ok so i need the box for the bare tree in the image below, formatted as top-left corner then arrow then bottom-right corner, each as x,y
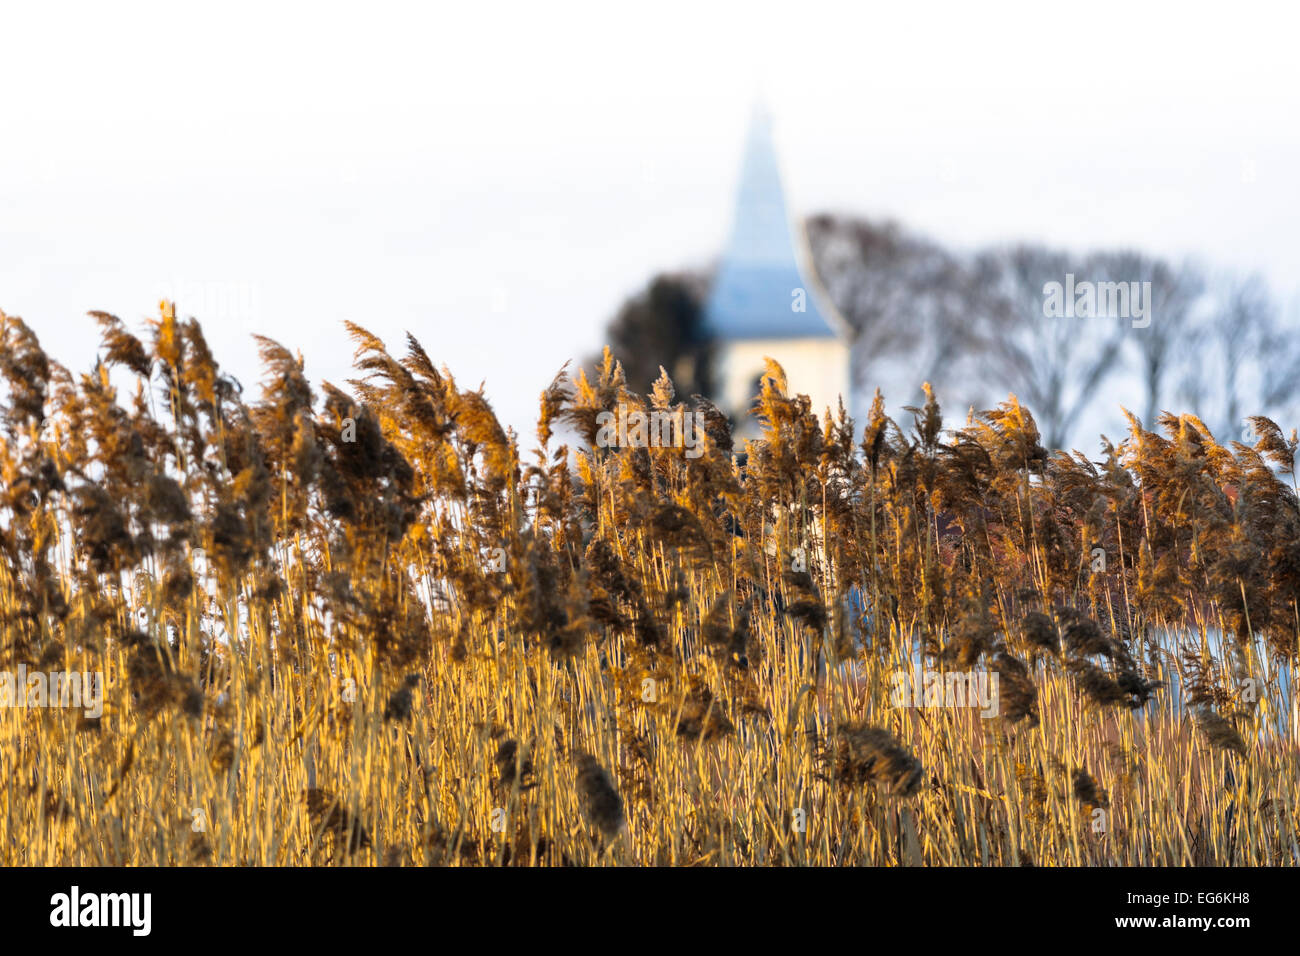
1094,251 -> 1204,428
805,214 -> 1009,413
981,245 -> 1127,451
1178,273 -> 1277,440
1259,294 -> 1300,428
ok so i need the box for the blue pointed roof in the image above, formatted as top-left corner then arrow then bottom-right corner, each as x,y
706,106 -> 844,341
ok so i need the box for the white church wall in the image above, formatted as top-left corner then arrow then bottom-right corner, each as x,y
718,336 -> 851,430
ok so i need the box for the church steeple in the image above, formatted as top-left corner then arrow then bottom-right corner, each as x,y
725,103 -> 796,266
706,104 -> 846,341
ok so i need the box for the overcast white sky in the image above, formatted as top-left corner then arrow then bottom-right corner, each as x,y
2,1 -> 1297,442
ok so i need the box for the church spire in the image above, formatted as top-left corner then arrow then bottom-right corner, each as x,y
706,104 -> 846,341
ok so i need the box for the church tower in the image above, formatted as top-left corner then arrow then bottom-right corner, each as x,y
706,105 -> 852,433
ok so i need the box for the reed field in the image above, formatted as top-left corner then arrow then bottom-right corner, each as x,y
1,302 -> 1297,867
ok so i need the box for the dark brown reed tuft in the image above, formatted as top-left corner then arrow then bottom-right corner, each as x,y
993,651 -> 1039,725
383,674 -> 421,722
1020,611 -> 1059,657
574,753 -> 625,842
303,788 -> 371,855
831,724 -> 923,797
1193,706 -> 1248,757
494,738 -> 536,794
675,683 -> 735,741
126,637 -> 202,718
1071,767 -> 1110,810
701,591 -> 751,669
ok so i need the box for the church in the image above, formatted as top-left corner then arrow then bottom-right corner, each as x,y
705,105 -> 853,432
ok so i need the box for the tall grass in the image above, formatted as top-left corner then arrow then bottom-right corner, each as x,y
0,303 -> 1296,865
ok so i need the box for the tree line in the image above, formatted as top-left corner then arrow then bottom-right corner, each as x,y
600,213 -> 1298,451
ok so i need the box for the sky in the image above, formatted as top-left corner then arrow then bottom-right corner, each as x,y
2,0 -> 1298,446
